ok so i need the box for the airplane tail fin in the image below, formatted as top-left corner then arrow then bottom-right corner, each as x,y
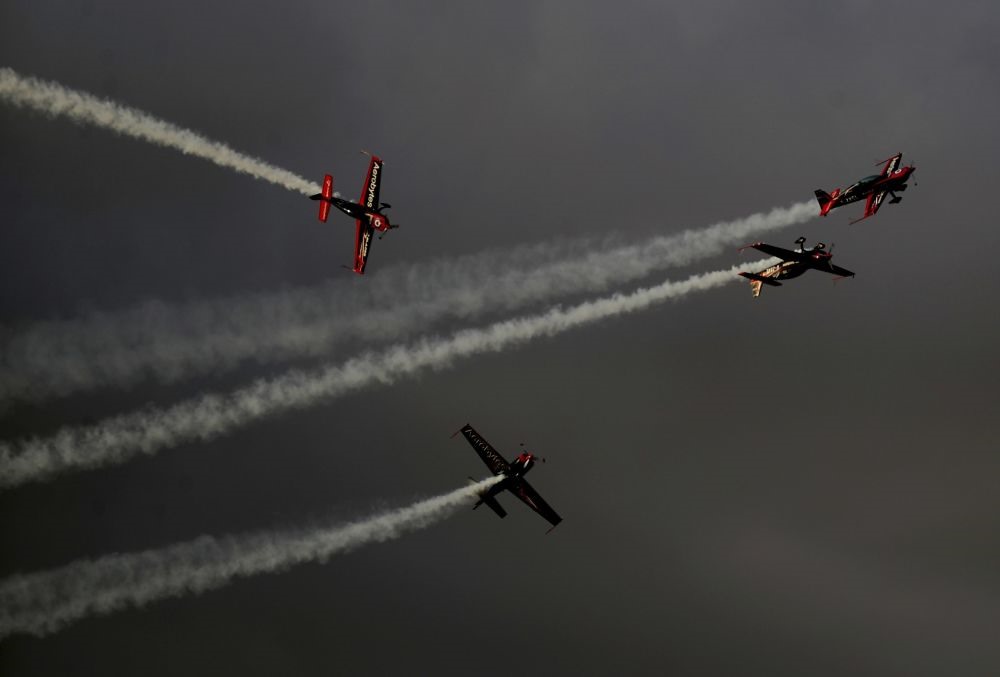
309,174 -> 334,222
738,272 -> 783,287
815,188 -> 843,216
738,272 -> 781,299
814,188 -> 837,216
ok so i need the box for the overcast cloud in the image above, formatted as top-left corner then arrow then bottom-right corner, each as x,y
2,1 -> 999,676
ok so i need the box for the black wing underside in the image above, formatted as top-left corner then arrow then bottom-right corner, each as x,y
825,262 -> 855,278
457,424 -> 511,477
510,477 -> 562,528
749,243 -> 806,261
803,258 -> 855,278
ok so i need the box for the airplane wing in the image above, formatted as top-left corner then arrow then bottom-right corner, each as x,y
745,242 -> 804,261
879,152 -> 902,177
828,263 -> 855,278
455,424 -> 512,477
352,220 -> 375,274
358,154 -> 383,211
509,477 -> 562,528
850,190 -> 887,224
806,258 -> 855,278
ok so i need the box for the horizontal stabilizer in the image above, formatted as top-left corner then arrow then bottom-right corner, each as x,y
814,189 -> 831,207
478,496 -> 507,519
316,174 -> 333,222
739,272 -> 782,286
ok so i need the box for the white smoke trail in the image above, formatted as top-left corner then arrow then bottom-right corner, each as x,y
0,201 -> 814,404
0,67 -> 316,194
0,476 -> 503,639
0,260 -> 774,490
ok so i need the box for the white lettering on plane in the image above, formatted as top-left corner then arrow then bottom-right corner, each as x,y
464,428 -> 508,473
365,162 -> 379,208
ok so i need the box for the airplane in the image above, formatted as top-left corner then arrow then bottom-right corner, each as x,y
452,423 -> 562,532
738,236 -> 854,298
310,151 -> 398,274
814,152 -> 916,224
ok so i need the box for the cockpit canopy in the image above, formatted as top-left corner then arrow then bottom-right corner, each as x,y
846,174 -> 882,193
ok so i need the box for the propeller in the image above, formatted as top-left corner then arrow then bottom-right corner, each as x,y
519,442 -> 546,463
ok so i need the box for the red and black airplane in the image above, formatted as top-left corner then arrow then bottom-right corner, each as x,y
310,151 -> 397,274
738,236 -> 854,298
453,424 -> 562,532
815,152 -> 916,224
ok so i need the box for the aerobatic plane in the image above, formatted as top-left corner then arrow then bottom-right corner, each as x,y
814,152 -> 916,224
310,151 -> 397,274
738,237 -> 854,298
453,424 -> 562,532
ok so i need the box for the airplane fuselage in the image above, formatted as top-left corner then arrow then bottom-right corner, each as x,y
765,249 -> 832,281
768,261 -> 808,281
825,165 -> 915,212
323,197 -> 392,232
478,454 -> 535,500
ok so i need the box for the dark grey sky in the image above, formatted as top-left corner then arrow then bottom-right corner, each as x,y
2,1 -> 1000,675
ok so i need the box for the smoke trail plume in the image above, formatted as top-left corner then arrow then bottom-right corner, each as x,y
0,260 -> 774,489
0,201 -> 814,404
0,67 -> 316,194
0,476 -> 503,639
